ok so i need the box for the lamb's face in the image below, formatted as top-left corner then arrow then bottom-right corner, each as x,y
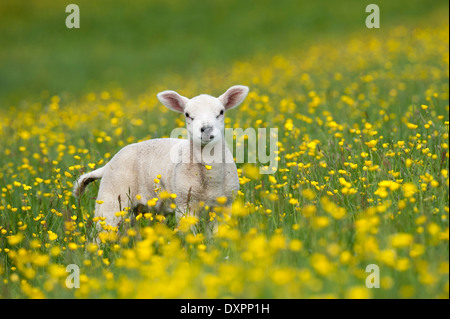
157,85 -> 249,147
184,95 -> 224,146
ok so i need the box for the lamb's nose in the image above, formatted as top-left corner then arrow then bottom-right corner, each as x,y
201,126 -> 213,134
201,126 -> 214,140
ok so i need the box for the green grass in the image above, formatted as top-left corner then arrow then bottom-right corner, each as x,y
0,0 -> 448,105
0,0 -> 448,299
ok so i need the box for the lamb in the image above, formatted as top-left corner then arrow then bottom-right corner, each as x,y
73,85 -> 249,235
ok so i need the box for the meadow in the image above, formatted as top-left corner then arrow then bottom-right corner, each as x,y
0,1 -> 448,298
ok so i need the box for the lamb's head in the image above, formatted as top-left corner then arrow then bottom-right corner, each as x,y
157,85 -> 249,146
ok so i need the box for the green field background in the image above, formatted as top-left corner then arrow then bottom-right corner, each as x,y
0,0 -> 448,299
0,0 -> 448,104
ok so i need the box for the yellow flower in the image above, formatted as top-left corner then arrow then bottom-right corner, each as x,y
398,200 -> 406,210
230,200 -> 249,216
396,258 -> 410,271
312,216 -> 329,229
48,231 -> 58,241
269,233 -> 286,251
406,123 -> 418,129
389,233 -> 414,248
243,164 -> 261,180
147,198 -> 158,207
302,205 -> 317,217
216,196 -> 227,205
178,216 -> 199,232
98,231 -> 118,243
402,183 -> 417,198
374,187 -> 389,198
365,139 -> 378,148
346,286 -> 372,299
289,239 -> 303,251
115,211 -> 126,217
301,188 -> 316,200
406,159 -> 412,168
48,264 -> 66,278
159,190 -> 171,199
427,222 -> 440,236
377,249 -> 397,267
271,268 -> 295,285
430,180 -> 439,188
378,180 -> 400,191
268,175 -> 277,184
284,119 -> 294,131
8,233 -> 24,245
310,253 -> 334,276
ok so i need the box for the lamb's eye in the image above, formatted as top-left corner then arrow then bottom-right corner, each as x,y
217,110 -> 224,118
185,112 -> 192,119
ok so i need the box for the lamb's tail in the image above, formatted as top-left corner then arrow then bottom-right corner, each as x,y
73,166 -> 105,198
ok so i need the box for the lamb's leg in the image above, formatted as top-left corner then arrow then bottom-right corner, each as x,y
206,204 -> 232,238
175,202 -> 202,236
205,218 -> 218,239
94,194 -> 123,231
94,181 -> 133,232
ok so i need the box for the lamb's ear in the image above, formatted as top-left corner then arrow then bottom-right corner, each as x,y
218,85 -> 249,110
157,90 -> 189,113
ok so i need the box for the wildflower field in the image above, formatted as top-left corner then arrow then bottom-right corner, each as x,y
0,1 -> 449,298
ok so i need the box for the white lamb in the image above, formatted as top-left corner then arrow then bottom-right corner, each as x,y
73,85 -> 249,234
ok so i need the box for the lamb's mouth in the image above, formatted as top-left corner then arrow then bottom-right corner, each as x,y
201,135 -> 215,145
201,140 -> 213,146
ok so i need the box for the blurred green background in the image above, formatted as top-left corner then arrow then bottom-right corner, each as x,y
0,0 -> 448,106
